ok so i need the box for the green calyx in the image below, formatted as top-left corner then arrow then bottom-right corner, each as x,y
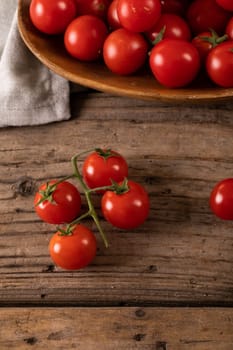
111,178 -> 129,195
199,28 -> 228,48
95,148 -> 115,159
36,182 -> 57,206
58,225 -> 74,236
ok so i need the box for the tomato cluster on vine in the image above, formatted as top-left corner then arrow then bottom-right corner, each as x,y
29,0 -> 233,88
34,149 -> 150,270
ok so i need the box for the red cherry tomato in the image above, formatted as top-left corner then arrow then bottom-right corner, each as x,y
75,0 -> 111,19
101,180 -> 150,229
34,180 -> 81,224
161,0 -> 189,16
82,149 -> 128,190
49,224 -> 97,270
149,38 -> 201,88
107,0 -> 122,30
117,0 -> 162,33
206,41 -> 233,88
226,17 -> 233,41
145,13 -> 191,43
64,15 -> 108,61
216,0 -> 233,12
210,178 -> 233,220
186,0 -> 231,35
103,28 -> 149,75
192,31 -> 218,63
29,0 -> 77,34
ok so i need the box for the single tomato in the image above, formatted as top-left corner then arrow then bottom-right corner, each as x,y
145,13 -> 191,43
149,38 -> 200,88
226,17 -> 233,41
186,0 -> 231,35
117,0 -> 161,33
64,15 -> 108,61
82,148 -> 128,190
103,28 -> 148,75
29,0 -> 77,34
216,0 -> 233,12
191,30 -> 228,63
210,178 -> 233,220
49,224 -> 97,270
101,180 -> 150,229
107,0 -> 122,30
34,180 -> 81,224
161,0 -> 189,16
75,0 -> 111,20
206,40 -> 233,87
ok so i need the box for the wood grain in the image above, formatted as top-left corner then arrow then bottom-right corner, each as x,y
0,92 -> 233,306
0,307 -> 233,350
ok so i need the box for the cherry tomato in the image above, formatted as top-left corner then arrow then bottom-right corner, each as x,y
186,0 -> 231,35
107,0 -> 122,30
149,38 -> 200,88
49,224 -> 97,270
206,41 -> 233,87
216,0 -> 233,12
103,28 -> 149,75
101,180 -> 150,229
75,0 -> 111,20
161,0 -> 189,16
226,17 -> 233,41
82,148 -> 128,190
64,15 -> 108,61
145,13 -> 191,43
29,0 -> 77,35
210,178 -> 233,220
192,31 -> 218,63
34,180 -> 81,224
117,0 -> 161,33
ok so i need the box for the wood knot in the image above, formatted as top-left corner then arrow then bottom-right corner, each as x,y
14,176 -> 35,197
23,337 -> 38,345
133,333 -> 146,341
144,176 -> 155,185
135,308 -> 146,318
148,265 -> 157,273
156,341 -> 167,350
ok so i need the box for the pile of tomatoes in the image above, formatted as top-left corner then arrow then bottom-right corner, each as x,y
29,0 -> 233,88
34,149 -> 150,270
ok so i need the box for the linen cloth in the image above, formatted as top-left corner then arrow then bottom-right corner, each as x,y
0,1 -> 71,127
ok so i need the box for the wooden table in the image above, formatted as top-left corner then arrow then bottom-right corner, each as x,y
0,90 -> 233,349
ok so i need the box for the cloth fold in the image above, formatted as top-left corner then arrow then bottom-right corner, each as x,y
0,2 -> 71,127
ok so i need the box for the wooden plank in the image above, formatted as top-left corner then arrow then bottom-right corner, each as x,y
0,307 -> 233,349
0,92 -> 233,305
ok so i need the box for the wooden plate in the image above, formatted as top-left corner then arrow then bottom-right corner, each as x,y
18,0 -> 233,103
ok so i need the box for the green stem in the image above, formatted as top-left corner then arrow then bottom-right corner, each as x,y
67,210 -> 91,229
87,178 -> 129,195
87,184 -> 115,193
71,154 -> 109,248
49,174 -> 75,190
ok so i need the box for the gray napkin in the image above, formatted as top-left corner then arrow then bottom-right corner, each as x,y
0,2 -> 71,127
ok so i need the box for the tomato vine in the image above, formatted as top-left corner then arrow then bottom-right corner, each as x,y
34,148 -> 150,270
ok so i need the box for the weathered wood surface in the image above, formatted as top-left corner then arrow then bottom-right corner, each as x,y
0,307 -> 233,350
0,91 -> 233,306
